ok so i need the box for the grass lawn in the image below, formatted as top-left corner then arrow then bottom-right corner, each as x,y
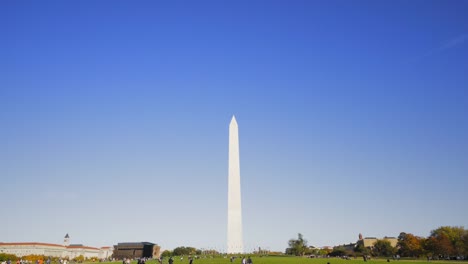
92,256 -> 465,264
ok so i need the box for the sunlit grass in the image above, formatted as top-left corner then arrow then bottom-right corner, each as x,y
91,256 -> 465,264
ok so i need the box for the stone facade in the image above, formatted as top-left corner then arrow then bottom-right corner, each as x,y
361,237 -> 398,248
0,235 -> 113,260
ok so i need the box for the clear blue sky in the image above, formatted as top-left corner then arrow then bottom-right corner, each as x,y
1,0 -> 467,253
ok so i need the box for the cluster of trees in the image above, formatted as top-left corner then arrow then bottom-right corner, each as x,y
161,247 -> 278,258
0,253 -> 18,262
397,226 -> 468,258
71,255 -> 96,263
172,247 -> 199,256
286,226 -> 468,258
285,233 -> 308,256
0,254 -> 55,262
354,240 -> 396,257
285,233 -> 330,256
161,247 -> 211,257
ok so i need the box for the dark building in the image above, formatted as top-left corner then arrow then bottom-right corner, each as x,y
113,242 -> 160,259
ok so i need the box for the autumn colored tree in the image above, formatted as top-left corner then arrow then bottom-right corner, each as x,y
429,226 -> 466,256
72,255 -> 85,262
425,233 -> 454,257
21,255 -> 45,263
397,232 -> 424,257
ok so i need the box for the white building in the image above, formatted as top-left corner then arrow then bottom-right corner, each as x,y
0,234 -> 113,260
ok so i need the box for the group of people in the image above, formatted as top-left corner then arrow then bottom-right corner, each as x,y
242,257 -> 253,264
35,259 -> 52,264
136,259 -> 147,264
122,257 -> 149,264
230,256 -> 252,264
2,259 -> 55,264
3,256 -> 253,264
163,255 -> 251,264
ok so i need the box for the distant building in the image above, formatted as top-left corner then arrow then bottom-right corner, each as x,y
0,234 -> 113,259
64,234 -> 70,247
320,246 -> 333,251
359,234 -> 398,248
342,243 -> 356,252
112,242 -> 160,259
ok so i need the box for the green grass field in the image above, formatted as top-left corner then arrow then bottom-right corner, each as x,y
95,256 -> 465,264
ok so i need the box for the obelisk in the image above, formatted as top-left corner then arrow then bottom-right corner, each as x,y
227,115 -> 243,254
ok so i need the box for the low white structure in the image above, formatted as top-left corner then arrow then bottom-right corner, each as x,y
0,235 -> 113,259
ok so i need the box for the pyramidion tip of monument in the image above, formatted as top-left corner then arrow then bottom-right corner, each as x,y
231,115 -> 237,124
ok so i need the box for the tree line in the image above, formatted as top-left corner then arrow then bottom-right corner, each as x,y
161,247 -> 211,257
286,226 -> 468,258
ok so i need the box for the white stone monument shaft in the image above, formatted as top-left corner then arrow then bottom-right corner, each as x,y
227,116 -> 243,254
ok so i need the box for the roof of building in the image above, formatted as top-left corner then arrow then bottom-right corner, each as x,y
116,242 -> 155,246
65,234 -> 69,238
0,242 -> 65,248
117,242 -> 154,246
67,245 -> 100,250
0,242 -> 109,250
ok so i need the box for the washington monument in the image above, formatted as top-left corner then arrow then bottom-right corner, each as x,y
227,115 -> 244,254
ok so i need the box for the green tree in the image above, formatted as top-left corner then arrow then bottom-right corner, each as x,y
172,247 -> 198,256
354,240 -> 370,256
0,253 -> 18,262
372,240 -> 396,257
430,226 -> 466,256
329,246 -> 347,257
285,233 -> 308,256
463,231 -> 468,256
304,246 -> 318,256
161,250 -> 172,257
